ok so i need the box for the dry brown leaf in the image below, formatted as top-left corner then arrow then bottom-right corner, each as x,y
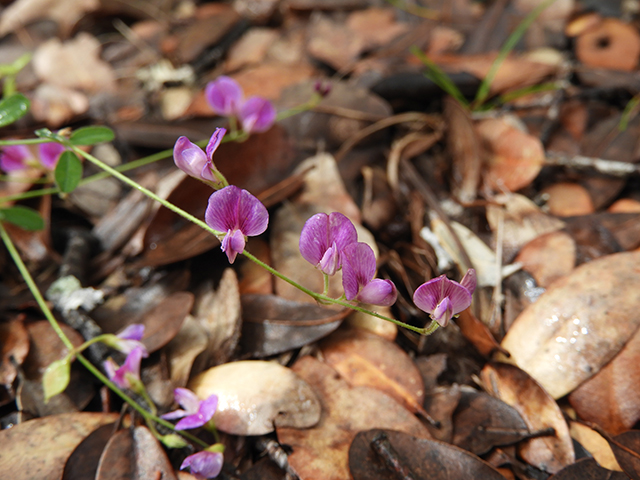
165,316 -> 208,387
232,62 -> 316,100
481,362 -> 575,473
569,326 -> 640,435
515,231 -> 576,287
477,117 -> 545,192
0,316 -> 29,386
0,412 -> 118,480
137,292 -> 193,354
609,199 -> 640,214
306,14 -> 364,71
225,28 -> 279,71
542,183 -> 595,217
501,251 -> 640,399
33,33 -> 116,93
0,0 -> 98,37
277,356 -> 430,480
189,360 -> 321,435
346,7 -> 409,51
576,18 -> 640,72
319,328 -> 425,415
569,421 -> 622,471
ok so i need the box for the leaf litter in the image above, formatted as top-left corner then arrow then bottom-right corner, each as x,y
3,1 -> 640,479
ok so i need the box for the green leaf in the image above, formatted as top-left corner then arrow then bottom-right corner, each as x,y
54,151 -> 83,193
0,93 -> 30,128
0,206 -> 45,231
70,126 -> 115,146
42,357 -> 72,403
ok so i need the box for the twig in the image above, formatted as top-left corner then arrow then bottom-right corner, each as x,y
545,151 -> 640,177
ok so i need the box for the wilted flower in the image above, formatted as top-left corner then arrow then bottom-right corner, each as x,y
205,76 -> 243,117
204,76 -> 276,133
341,242 -> 397,306
314,79 -> 332,97
103,324 -> 148,357
161,388 -> 218,430
412,269 -> 477,327
299,212 -> 358,276
181,450 -> 224,480
205,185 -> 269,263
104,345 -> 145,390
173,128 -> 226,184
238,97 -> 276,134
0,142 -> 64,172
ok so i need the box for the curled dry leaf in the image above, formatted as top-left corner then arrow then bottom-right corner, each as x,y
277,356 -> 430,480
501,251 -> 640,399
319,328 -> 425,416
188,360 -> 321,436
569,327 -> 640,435
349,429 -> 506,480
477,117 -> 545,193
576,18 -> 640,72
481,362 -> 575,474
515,231 -> 576,288
0,412 -> 117,480
240,294 -> 348,358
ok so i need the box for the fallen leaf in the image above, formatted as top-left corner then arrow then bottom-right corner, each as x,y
481,362 -> 575,473
137,291 -> 194,354
225,28 -> 279,71
576,18 -> 640,72
0,412 -> 118,480
541,183 -> 595,217
515,231 -> 576,287
609,199 -> 640,214
62,423 -> 115,480
569,421 -> 622,471
0,0 -> 99,37
277,356 -> 430,480
548,458 -> 629,480
0,315 -> 30,386
349,429 -> 506,480
189,360 -> 321,435
501,251 -> 640,398
165,315 -> 208,387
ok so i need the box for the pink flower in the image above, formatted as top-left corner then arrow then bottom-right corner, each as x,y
238,97 -> 276,133
109,324 -> 148,356
38,142 -> 65,170
0,145 -> 33,172
173,128 -> 226,183
412,269 -> 477,327
161,388 -> 218,430
205,185 -> 269,263
104,346 -> 145,390
180,451 -> 223,479
299,212 -> 358,276
341,242 -> 397,307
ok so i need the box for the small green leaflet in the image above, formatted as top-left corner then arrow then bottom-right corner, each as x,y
70,126 -> 115,146
42,357 -> 72,403
0,93 -> 29,128
54,151 -> 83,193
0,206 -> 45,231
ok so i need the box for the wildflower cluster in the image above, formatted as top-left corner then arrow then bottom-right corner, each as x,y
205,76 -> 276,135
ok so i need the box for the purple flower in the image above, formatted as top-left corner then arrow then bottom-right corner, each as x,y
205,76 -> 244,117
38,142 -> 65,170
413,269 -> 477,327
238,97 -> 276,133
104,346 -> 144,390
314,80 -> 332,97
173,128 -> 226,183
299,212 -> 358,276
161,388 -> 218,430
0,145 -> 33,172
341,242 -> 398,306
205,185 -> 269,263
181,451 -> 223,479
110,324 -> 148,356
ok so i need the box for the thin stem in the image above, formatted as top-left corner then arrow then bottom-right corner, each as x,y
0,138 -> 53,146
0,221 -> 209,448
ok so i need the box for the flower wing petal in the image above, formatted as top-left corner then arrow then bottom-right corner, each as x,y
341,242 -> 376,300
239,97 -> 276,133
205,185 -> 241,232
413,276 -> 447,314
299,213 -> 330,265
236,189 -> 269,236
460,268 -> 477,295
357,278 -> 397,306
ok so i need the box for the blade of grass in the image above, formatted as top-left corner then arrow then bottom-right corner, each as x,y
472,0 -> 557,109
410,46 -> 469,107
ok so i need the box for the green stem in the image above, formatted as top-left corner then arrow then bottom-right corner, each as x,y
0,221 -> 208,449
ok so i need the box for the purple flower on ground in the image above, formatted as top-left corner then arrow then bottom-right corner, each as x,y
205,185 -> 269,263
161,388 -> 218,430
205,76 -> 244,117
299,212 -> 358,276
110,324 -> 148,356
238,97 -> 276,133
181,451 -> 224,479
38,142 -> 65,170
412,269 -> 477,327
0,145 -> 33,172
173,128 -> 226,183
341,242 -> 397,306
104,346 -> 145,390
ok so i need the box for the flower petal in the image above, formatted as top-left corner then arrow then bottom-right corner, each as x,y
174,387 -> 201,413
239,97 -> 276,133
413,275 -> 472,317
174,136 -> 213,181
236,189 -> 269,236
299,212 -> 357,273
221,229 -> 245,263
198,394 -> 218,421
181,451 -> 224,479
0,145 -> 32,172
161,409 -> 188,420
460,268 -> 477,295
341,242 -> 377,301
205,76 -> 243,117
117,324 -> 144,342
205,128 -> 226,165
357,278 -> 397,306
38,142 -> 65,170
299,213 -> 330,266
205,186 -> 268,237
432,297 -> 453,327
